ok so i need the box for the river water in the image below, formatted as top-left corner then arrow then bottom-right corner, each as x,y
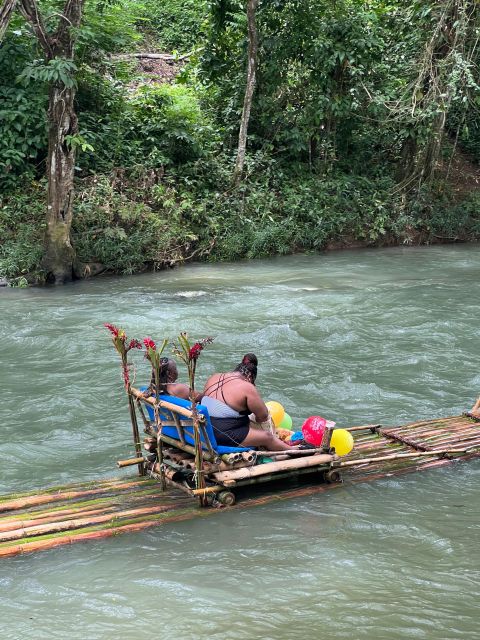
1,245 -> 479,640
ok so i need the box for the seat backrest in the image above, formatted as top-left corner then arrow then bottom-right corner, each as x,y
138,387 -> 250,453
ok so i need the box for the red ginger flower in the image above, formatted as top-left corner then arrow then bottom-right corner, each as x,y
188,337 -> 213,361
104,323 -> 120,337
143,337 -> 156,350
189,343 -> 202,360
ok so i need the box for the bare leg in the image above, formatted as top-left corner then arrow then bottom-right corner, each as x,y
241,427 -> 292,451
470,397 -> 480,416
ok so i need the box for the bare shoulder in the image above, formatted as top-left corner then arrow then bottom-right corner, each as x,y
203,372 -> 222,393
244,381 -> 262,398
168,382 -> 191,400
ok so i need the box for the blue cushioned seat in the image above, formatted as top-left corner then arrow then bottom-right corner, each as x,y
139,387 -> 251,454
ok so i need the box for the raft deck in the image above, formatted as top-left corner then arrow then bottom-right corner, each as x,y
1,414 -> 479,558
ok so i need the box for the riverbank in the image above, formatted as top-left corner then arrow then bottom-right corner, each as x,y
2,157 -> 480,286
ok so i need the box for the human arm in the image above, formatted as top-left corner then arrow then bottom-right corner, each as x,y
245,385 -> 269,422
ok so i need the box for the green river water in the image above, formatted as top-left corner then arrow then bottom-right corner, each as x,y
0,245 -> 479,640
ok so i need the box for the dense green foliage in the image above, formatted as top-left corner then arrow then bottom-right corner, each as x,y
0,0 -> 479,282
138,0 -> 209,52
0,39 -> 47,188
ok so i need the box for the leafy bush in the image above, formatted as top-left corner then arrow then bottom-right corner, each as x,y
202,164 -> 399,261
0,40 -> 48,188
74,70 -> 130,173
72,172 -> 210,274
122,84 -> 214,167
77,0 -> 142,61
409,186 -> 480,240
0,182 -> 45,279
138,0 -> 209,52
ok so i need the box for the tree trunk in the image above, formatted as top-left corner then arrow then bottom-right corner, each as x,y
397,0 -> 469,189
395,135 -> 418,183
17,0 -> 85,284
0,0 -> 17,39
420,110 -> 448,184
233,0 -> 259,186
42,84 -> 78,284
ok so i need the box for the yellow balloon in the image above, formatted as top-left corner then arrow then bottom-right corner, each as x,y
265,401 -> 285,428
330,429 -> 354,456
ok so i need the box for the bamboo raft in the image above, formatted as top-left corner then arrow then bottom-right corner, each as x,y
1,412 -> 479,559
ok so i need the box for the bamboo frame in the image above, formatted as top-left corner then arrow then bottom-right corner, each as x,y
127,388 -> 145,476
212,453 -> 333,483
160,434 -> 218,462
129,387 -> 205,422
171,412 -> 186,445
220,464 -> 334,489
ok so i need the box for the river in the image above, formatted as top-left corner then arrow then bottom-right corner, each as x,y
1,245 -> 479,640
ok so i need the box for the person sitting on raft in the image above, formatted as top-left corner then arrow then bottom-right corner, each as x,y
202,353 -> 292,450
149,357 -> 202,401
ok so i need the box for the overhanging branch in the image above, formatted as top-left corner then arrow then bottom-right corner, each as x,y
19,0 -> 53,57
0,0 -> 18,40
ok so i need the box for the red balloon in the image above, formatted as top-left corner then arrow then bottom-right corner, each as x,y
301,416 -> 327,446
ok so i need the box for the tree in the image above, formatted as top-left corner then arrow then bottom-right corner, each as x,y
394,0 -> 478,189
233,0 -> 259,186
0,0 -> 86,284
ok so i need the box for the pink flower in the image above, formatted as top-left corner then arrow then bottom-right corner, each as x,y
104,323 -> 119,337
143,337 -> 156,350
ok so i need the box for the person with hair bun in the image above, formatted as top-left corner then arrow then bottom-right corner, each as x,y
201,353 -> 292,450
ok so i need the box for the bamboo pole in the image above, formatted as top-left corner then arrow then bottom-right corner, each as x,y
117,457 -> 146,468
164,450 -> 191,462
0,505 -> 173,543
0,506 -> 120,533
156,429 -> 166,491
171,412 -> 186,445
345,424 -> 382,432
127,386 -> 145,476
212,453 -> 333,483
0,504 -> 203,559
256,448 -> 325,457
148,472 -> 194,498
321,424 -> 334,452
192,461 -> 340,496
221,464 -> 334,489
129,387 -> 206,422
336,448 -> 473,468
381,422 -> 479,442
191,485 -> 223,496
163,467 -> 185,482
0,480 -> 151,514
221,453 -> 241,464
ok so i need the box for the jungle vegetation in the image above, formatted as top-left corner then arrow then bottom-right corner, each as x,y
0,0 -> 479,285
